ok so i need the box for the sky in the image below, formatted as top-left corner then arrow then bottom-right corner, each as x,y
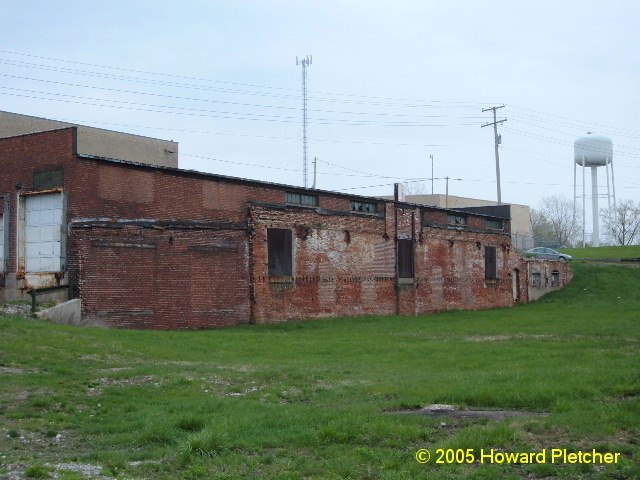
1,0 -> 638,227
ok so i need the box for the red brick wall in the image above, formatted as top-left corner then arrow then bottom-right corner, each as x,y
69,223 -> 250,328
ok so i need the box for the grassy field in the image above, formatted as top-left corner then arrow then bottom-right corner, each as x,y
1,261 -> 639,479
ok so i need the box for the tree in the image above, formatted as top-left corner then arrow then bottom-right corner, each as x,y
402,180 -> 429,196
531,208 -> 553,242
536,196 -> 581,247
601,199 -> 640,245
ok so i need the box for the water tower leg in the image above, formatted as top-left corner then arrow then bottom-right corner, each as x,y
610,157 -> 617,215
605,160 -> 611,212
591,166 -> 600,247
573,161 -> 577,225
582,159 -> 586,247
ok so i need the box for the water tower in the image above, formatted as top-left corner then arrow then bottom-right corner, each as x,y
574,134 -> 615,247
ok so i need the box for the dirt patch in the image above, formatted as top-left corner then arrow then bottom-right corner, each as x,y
395,404 -> 548,421
87,375 -> 158,396
465,334 -> 555,342
0,366 -> 27,375
0,303 -> 32,317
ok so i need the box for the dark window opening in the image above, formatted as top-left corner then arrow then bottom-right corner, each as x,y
551,270 -> 560,287
486,219 -> 504,230
397,239 -> 414,279
448,214 -> 467,226
285,192 -> 318,207
484,246 -> 497,280
267,228 -> 293,277
350,200 -> 378,214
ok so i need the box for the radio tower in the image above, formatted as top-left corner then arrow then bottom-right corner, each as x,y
296,55 -> 312,187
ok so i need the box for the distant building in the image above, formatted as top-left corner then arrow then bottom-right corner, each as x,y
387,194 -> 534,252
0,110 -> 178,168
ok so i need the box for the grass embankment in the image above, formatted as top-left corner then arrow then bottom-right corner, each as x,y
560,245 -> 640,259
0,262 -> 638,479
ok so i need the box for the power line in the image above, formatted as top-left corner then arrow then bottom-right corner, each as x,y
508,104 -> 640,139
0,74 -> 491,123
0,53 -> 498,110
0,85 -> 487,128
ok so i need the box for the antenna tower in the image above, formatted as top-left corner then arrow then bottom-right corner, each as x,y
296,55 -> 312,187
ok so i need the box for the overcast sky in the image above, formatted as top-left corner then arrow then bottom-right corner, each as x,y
2,1 -> 638,225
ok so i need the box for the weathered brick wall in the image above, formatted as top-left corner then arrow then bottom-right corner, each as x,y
249,204 -> 396,322
69,222 -> 250,328
414,228 -> 518,314
523,258 -> 573,302
249,203 -> 523,324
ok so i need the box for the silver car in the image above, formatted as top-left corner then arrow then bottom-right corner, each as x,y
525,247 -> 572,261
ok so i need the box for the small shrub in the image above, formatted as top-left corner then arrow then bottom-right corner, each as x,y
184,428 -> 224,457
27,396 -> 52,409
181,459 -> 207,479
139,423 -> 175,445
25,464 -> 50,478
177,415 -> 205,432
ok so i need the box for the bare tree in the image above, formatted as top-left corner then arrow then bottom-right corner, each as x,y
531,208 -> 553,242
537,196 -> 581,247
601,199 -> 640,245
403,180 -> 428,196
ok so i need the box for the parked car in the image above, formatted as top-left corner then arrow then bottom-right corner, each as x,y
524,247 -> 572,261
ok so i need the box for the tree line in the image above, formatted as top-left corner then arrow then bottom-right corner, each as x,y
532,196 -> 640,247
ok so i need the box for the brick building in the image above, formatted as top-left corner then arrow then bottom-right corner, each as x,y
0,127 -> 572,328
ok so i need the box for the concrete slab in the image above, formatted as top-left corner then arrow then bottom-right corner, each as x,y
36,298 -> 82,325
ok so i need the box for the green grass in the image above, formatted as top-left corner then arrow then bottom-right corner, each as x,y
1,262 -> 639,479
560,245 -> 640,259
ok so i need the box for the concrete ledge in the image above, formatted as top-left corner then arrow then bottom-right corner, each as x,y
36,299 -> 82,325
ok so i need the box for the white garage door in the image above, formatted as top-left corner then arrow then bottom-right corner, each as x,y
25,193 -> 63,272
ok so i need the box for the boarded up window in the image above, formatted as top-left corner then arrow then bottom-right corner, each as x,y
531,272 -> 542,287
33,168 -> 64,190
484,246 -> 497,280
397,239 -> 414,279
268,228 -> 292,276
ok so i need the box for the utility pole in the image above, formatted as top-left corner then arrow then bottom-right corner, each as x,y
444,177 -> 462,209
311,156 -> 317,189
481,106 -> 507,204
445,176 -> 450,209
430,154 -> 434,194
296,55 -> 312,187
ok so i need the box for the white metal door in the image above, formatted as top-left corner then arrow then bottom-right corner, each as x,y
25,193 -> 63,272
